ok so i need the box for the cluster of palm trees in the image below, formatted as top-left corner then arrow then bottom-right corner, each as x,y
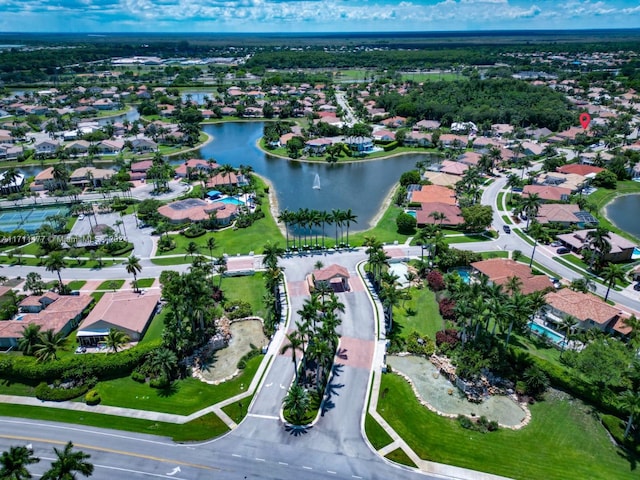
261,242 -> 285,335
1,442 -> 93,479
281,288 -> 344,425
454,167 -> 484,207
277,208 -> 357,251
18,324 -> 67,362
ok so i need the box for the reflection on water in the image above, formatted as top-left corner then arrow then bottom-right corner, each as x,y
606,193 -> 640,240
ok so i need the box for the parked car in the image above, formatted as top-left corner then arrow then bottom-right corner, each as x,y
503,225 -> 511,234
556,247 -> 570,254
75,346 -> 87,354
77,214 -> 84,220
550,241 -> 562,247
634,283 -> 640,291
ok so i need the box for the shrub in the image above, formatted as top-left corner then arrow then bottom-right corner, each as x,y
85,389 -> 101,405
406,331 -> 435,356
383,141 -> 398,152
131,371 -> 146,383
396,212 -> 417,234
224,300 -> 253,320
237,348 -> 261,369
427,270 -> 445,291
457,415 -> 474,430
438,298 -> 456,320
149,375 -> 170,389
183,225 -> 206,238
35,381 -> 92,402
435,329 -> 460,348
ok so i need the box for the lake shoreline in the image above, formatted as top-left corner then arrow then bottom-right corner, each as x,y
602,191 -> 640,243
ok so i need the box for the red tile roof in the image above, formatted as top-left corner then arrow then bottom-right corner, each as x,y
314,264 -> 350,282
544,289 -> 620,325
410,185 -> 456,205
471,259 -> 552,295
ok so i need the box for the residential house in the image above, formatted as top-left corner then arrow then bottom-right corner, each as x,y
76,291 -> 161,346
415,203 -> 464,228
535,172 -> 587,193
557,229 -> 635,263
410,185 -> 456,205
307,264 -> 350,292
522,185 -> 572,202
556,164 -> 604,176
65,140 -> 90,156
157,198 -> 239,226
471,258 -> 553,295
305,138 -> 333,155
403,131 -> 431,147
543,289 -> 622,333
413,119 -> 440,131
535,203 -> 583,226
439,160 -> 469,176
131,137 -> 157,153
70,167 -> 114,187
34,139 -> 60,156
174,159 -> 220,178
97,139 -> 124,155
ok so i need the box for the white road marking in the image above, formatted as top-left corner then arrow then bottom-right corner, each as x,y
166,466 -> 181,476
303,466 -> 312,470
279,462 -> 288,466
232,454 -> 242,458
256,458 -> 266,462
327,470 -> 337,474
353,475 -> 363,479
247,413 -> 279,420
265,382 -> 273,387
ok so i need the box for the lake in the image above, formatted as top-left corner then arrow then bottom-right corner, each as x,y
197,122 -> 438,230
605,193 -> 640,240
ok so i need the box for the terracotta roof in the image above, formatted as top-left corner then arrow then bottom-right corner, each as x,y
557,164 -> 604,176
314,264 -> 350,282
557,229 -> 636,255
439,160 -> 469,176
422,171 -> 459,187
522,184 -> 572,202
416,203 -> 464,226
78,291 -> 160,337
544,289 -> 620,325
536,203 -> 581,224
410,185 -> 456,205
471,259 -> 552,295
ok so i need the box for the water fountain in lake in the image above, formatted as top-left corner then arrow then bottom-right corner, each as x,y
312,173 -> 321,190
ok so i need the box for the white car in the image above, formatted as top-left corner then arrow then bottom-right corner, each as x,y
78,214 -> 85,220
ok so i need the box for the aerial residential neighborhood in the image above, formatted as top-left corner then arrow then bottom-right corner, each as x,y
0,26 -> 639,480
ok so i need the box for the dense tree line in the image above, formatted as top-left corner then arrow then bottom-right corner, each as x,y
373,77 -> 574,130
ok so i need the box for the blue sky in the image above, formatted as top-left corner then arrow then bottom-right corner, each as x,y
1,0 -> 639,33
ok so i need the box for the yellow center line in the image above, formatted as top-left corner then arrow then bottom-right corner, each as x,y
0,434 -> 216,471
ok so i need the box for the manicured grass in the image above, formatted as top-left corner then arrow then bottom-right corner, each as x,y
378,373 -> 637,480
135,278 -> 156,288
221,393 -> 255,425
496,192 -> 505,210
400,71 -> 465,82
480,251 -> 509,259
140,308 -> 167,344
0,404 -> 228,442
0,378 -> 39,396
96,279 -> 125,291
365,413 -> 393,449
514,228 -> 535,246
94,355 -> 263,415
90,292 -> 105,303
67,280 -> 87,290
445,234 -> 491,244
385,448 -> 417,468
501,214 -> 512,225
349,205 -> 412,246
220,273 -> 267,318
392,287 -> 443,340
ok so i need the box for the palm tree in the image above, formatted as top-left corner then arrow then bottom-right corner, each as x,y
125,255 -> 142,293
586,228 -> 612,271
41,442 -> 93,480
282,384 -> 310,425
504,292 -> 532,347
505,276 -> 523,296
33,329 -> 67,362
218,163 -> 235,187
44,251 -> 66,291
521,193 -> 542,229
281,332 -> 303,384
277,209 -> 294,250
618,389 -> 640,438
601,263 -> 626,302
184,241 -> 200,261
149,347 -> 178,382
318,210 -> 332,249
570,275 -> 597,293
342,208 -> 357,247
559,314 -> 578,356
0,445 -> 40,480
331,208 -> 342,248
215,256 -> 227,288
429,211 -> 447,226
262,242 -> 284,270
105,328 -> 130,353
380,283 -> 402,333
308,338 -> 333,393
18,323 -> 42,356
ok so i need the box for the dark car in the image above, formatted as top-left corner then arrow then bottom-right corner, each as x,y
634,283 -> 640,291
556,247 -> 570,254
503,225 -> 511,234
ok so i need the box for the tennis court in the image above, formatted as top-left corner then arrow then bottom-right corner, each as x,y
0,206 -> 69,233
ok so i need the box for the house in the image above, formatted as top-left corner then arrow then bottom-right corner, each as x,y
307,264 -> 350,292
403,131 -> 431,147
535,172 -> 587,193
557,229 -> 635,263
0,294 -> 93,349
0,144 -> 22,160
76,291 -> 161,346
174,159 -> 219,178
543,289 -> 622,333
535,203 -> 583,226
410,185 -> 456,205
470,258 -> 553,295
415,203 -> 464,228
131,137 -> 157,153
422,171 -> 460,187
34,139 -> 59,156
157,198 -> 239,226
439,160 -> 469,176
439,134 -> 468,148
305,138 -> 333,155
373,129 -> 396,142
70,167 -> 114,187
65,140 -> 90,156
458,151 -> 483,167
413,119 -> 440,131
344,136 -> 374,153
522,185 -> 572,202
381,116 -> 406,128
97,139 -> 124,155
30,167 -> 54,191
556,164 -> 604,176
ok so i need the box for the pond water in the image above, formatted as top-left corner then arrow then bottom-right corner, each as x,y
387,355 -> 526,427
197,122 -> 438,230
605,194 -> 640,240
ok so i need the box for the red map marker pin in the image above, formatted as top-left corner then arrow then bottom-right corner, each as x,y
579,113 -> 591,130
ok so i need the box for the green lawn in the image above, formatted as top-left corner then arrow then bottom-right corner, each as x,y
219,273 -> 267,318
349,205 -> 412,246
67,280 -> 87,290
392,287 -> 443,340
93,355 -> 262,415
378,373 -> 637,480
135,278 -> 156,288
385,448 -> 417,468
140,309 -> 167,344
445,234 -> 491,244
96,279 -> 125,291
496,192 -> 505,211
501,215 -> 512,225
0,404 -> 228,442
480,251 -> 509,259
221,394 -> 255,425
365,413 -> 393,449
400,72 -> 465,82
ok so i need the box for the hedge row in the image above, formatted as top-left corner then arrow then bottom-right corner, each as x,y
0,339 -> 162,383
35,381 -> 94,402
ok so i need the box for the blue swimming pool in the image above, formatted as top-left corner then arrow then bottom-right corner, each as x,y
219,197 -> 245,206
405,210 -> 417,218
450,267 -> 472,284
528,322 -> 565,345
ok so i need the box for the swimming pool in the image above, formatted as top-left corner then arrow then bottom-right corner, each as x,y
632,247 -> 640,260
528,322 -> 565,345
219,197 -> 245,206
450,267 -> 472,284
405,210 -> 417,219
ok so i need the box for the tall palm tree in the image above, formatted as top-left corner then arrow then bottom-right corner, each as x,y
277,209 -> 293,251
308,338 -> 333,393
559,314 -> 578,356
105,328 -> 130,353
0,445 -> 40,480
429,211 -> 447,226
342,209 -> 357,248
41,442 -> 93,480
33,329 -> 67,363
318,210 -> 332,249
125,255 -> 142,293
586,227 -> 612,271
331,209 -> 342,248
602,263 -> 626,302
504,292 -> 532,347
149,347 -> 178,382
618,389 -> 640,438
521,193 -> 542,229
505,276 -> 523,296
44,252 -> 66,292
281,332 -> 303,384
184,241 -> 200,261
262,242 -> 284,270
18,323 -> 42,356
215,256 -> 227,288
282,384 -> 310,425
